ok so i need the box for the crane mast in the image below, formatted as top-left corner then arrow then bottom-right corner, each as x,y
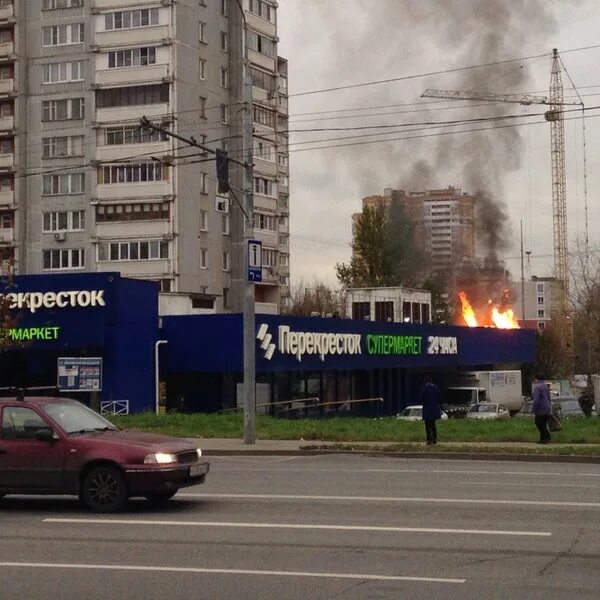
548,48 -> 569,310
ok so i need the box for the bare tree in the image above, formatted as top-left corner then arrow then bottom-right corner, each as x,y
285,279 -> 345,317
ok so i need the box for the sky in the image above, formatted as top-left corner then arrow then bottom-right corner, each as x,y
277,0 -> 600,288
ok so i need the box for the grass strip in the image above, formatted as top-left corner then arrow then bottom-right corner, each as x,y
112,412 -> 600,445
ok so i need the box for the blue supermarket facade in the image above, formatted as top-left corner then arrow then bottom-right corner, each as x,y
0,273 -> 536,415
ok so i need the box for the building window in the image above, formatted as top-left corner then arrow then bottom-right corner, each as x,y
0,65 -> 12,81
42,61 -> 84,84
279,215 -> 288,229
537,296 -> 544,305
98,163 -> 166,184
200,248 -> 208,269
97,239 -> 169,262
352,302 -> 370,320
42,23 -> 84,46
222,214 -> 230,235
250,67 -> 276,91
42,173 -> 85,195
0,176 -> 13,191
41,98 -> 84,121
279,253 -> 288,267
279,275 -> 289,287
199,22 -> 206,43
43,249 -> 85,271
96,202 -> 170,223
247,31 -> 276,58
278,174 -> 289,187
0,102 -> 13,117
220,31 -> 228,52
538,321 -> 546,331
104,9 -> 159,31
262,248 -> 276,267
0,138 -> 13,155
107,47 -> 157,68
254,139 -> 275,161
220,0 -> 228,16
200,210 -> 208,231
220,67 -> 229,88
199,172 -> 208,194
0,212 -> 13,228
43,0 -> 83,8
104,125 -> 167,146
279,195 -> 288,209
278,153 -> 288,166
223,287 -> 230,309
375,301 -> 394,322
220,104 -> 229,124
253,105 -> 276,128
248,0 -> 275,22
254,177 -> 273,196
96,84 -> 169,108
42,136 -> 84,158
42,210 -> 85,232
538,309 -> 545,318
279,235 -> 288,248
222,251 -> 230,272
537,283 -> 544,293
199,59 -> 206,80
255,212 -> 276,231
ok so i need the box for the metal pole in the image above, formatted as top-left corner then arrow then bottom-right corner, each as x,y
239,5 -> 256,444
520,220 -> 525,321
155,340 -> 168,415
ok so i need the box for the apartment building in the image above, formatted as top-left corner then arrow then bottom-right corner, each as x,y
3,0 -> 290,313
514,276 -> 562,332
354,187 -> 475,277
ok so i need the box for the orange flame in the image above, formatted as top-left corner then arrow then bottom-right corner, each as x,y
458,291 -> 478,327
458,291 -> 520,329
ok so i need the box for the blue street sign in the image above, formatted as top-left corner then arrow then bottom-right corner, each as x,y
58,357 -> 103,392
248,239 -> 262,283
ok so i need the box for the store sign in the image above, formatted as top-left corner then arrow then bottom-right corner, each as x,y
366,334 -> 422,356
0,326 -> 61,341
0,290 -> 106,314
257,324 -> 362,362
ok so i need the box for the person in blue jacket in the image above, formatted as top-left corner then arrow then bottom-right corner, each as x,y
419,376 -> 443,445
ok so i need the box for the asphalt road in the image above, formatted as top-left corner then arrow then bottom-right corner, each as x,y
1,455 -> 600,599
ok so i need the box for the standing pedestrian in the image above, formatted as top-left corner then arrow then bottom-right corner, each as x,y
419,376 -> 443,445
532,375 -> 552,444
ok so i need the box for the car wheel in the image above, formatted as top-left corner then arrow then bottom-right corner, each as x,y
145,490 -> 178,504
82,465 -> 128,513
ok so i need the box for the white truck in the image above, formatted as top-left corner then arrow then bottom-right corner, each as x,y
445,370 -> 523,417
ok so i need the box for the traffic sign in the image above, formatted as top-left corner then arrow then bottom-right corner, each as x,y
248,240 -> 262,282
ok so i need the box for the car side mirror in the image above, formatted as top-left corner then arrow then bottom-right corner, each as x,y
35,429 -> 56,443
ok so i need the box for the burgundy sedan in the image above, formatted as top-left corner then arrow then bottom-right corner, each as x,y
0,397 -> 209,512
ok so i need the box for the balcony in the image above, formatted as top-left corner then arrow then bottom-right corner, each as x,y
253,157 -> 277,177
0,114 -> 13,131
94,26 -> 170,49
260,267 -> 278,284
95,219 -> 170,238
95,64 -> 169,87
96,181 -> 171,200
96,260 -> 172,278
0,79 -> 14,96
248,49 -> 275,73
255,301 -> 278,315
96,102 -> 169,123
0,4 -> 14,22
0,41 -> 14,60
0,190 -> 13,205
0,227 -> 13,244
246,12 -> 276,38
0,153 -> 13,169
95,140 -> 170,162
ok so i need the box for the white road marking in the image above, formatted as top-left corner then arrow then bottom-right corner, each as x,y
211,465 -> 600,478
0,562 -> 466,584
43,518 -> 550,537
177,492 -> 600,508
459,481 -> 599,489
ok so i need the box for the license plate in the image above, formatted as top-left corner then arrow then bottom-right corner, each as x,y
190,465 -> 204,477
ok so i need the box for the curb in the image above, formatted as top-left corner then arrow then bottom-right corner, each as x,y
203,448 -> 600,464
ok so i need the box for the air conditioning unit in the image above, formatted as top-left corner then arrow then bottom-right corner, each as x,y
54,232 -> 66,242
215,195 -> 229,213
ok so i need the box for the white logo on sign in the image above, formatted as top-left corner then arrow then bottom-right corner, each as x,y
256,324 -> 276,360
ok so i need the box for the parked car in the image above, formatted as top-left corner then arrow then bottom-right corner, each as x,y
396,405 -> 449,421
516,400 -> 563,419
0,396 -> 210,512
466,402 -> 510,420
556,396 -> 587,418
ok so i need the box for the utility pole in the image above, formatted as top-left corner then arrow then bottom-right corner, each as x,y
520,220 -> 525,322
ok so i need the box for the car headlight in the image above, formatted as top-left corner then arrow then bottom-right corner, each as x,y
196,448 -> 202,458
144,452 -> 177,465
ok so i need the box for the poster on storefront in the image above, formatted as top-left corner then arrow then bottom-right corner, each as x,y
57,357 -> 103,392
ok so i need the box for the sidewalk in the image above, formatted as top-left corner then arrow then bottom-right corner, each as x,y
195,437 -> 600,463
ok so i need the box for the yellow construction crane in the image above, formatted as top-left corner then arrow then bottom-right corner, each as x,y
422,49 -> 581,313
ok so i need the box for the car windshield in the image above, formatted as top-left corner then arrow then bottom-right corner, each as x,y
560,400 -> 581,412
476,404 -> 497,413
42,402 -> 117,435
